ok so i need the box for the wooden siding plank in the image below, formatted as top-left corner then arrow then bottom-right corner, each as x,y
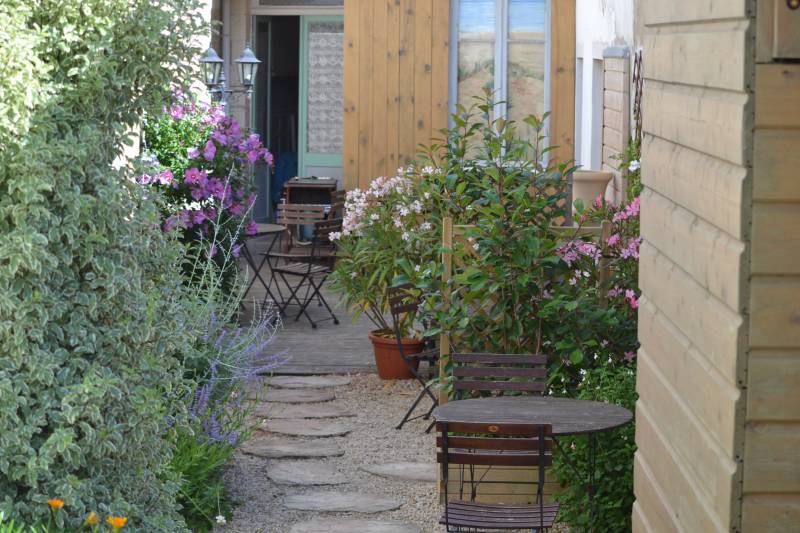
635,403 -> 731,532
640,0 -> 748,26
643,22 -> 749,92
639,302 -> 741,455
641,189 -> 746,311
632,460 -> 682,533
385,0 -> 401,174
603,108 -> 624,132
752,203 -> 800,275
602,126 -> 624,152
754,129 -> 800,201
755,64 -> 800,128
371,0 -> 388,178
750,277 -> 800,348
357,0 -> 374,188
397,0 -> 415,167
637,350 -> 739,522
639,242 -> 745,382
641,135 -> 746,240
342,0 -> 360,189
742,494 -> 800,531
643,80 -> 750,166
743,422 -> 800,493
746,351 -> 800,422
548,0 -> 576,164
430,0 -> 450,138
604,89 -> 624,112
413,0 -> 433,157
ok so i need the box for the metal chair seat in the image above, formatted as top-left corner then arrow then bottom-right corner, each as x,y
439,500 -> 560,530
274,262 -> 329,276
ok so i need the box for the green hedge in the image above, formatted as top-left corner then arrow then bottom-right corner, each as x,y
0,0 -> 205,530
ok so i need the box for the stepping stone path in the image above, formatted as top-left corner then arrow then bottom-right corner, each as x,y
284,491 -> 402,513
361,462 -> 438,482
248,374 -> 421,531
268,375 -> 352,389
289,519 -> 421,533
254,403 -> 355,419
262,419 -> 352,437
242,438 -> 344,458
267,460 -> 347,485
261,388 -> 335,403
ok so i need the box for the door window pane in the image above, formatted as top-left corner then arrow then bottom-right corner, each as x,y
306,20 -> 343,154
507,0 -> 547,138
457,0 -> 496,109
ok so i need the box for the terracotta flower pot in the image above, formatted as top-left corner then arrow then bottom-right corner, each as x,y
369,330 -> 423,380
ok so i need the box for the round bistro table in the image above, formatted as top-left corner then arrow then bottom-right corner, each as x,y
433,396 -> 633,529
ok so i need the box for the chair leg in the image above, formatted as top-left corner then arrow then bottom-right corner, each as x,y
309,276 -> 339,325
395,385 -> 429,430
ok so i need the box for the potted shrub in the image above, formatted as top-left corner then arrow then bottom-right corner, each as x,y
330,175 -> 438,379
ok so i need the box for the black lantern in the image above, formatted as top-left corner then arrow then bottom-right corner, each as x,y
200,47 -> 223,87
235,44 -> 261,88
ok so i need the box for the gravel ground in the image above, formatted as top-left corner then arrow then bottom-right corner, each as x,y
217,373 -> 441,533
218,373 -> 569,533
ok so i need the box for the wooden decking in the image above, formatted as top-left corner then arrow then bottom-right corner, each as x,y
239,234 -> 377,375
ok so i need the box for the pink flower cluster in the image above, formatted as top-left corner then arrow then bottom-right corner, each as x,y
557,239 -> 600,266
613,196 -> 640,222
342,174 -> 415,237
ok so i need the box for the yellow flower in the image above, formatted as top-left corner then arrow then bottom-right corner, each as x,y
84,511 -> 99,526
106,516 -> 128,531
47,498 -> 65,510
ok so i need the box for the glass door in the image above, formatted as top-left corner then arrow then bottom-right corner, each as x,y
298,16 -> 344,184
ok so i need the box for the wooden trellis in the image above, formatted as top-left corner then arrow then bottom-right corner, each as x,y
438,217 -> 612,405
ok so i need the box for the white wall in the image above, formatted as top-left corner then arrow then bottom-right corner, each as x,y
574,0 -> 633,169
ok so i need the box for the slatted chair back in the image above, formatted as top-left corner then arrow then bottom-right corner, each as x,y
388,283 -> 420,320
312,218 -> 342,251
329,189 -> 346,219
276,203 -> 327,226
451,352 -> 548,399
437,421 -> 553,531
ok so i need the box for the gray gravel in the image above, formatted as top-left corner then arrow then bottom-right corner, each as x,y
217,374 -> 441,533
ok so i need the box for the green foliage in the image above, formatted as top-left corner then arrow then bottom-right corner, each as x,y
169,432 -> 234,533
0,0 -> 206,530
552,363 -> 637,532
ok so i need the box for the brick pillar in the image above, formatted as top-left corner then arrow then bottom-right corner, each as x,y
601,46 -> 630,205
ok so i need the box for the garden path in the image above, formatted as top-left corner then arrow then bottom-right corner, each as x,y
239,233 -> 377,375
219,373 -> 442,532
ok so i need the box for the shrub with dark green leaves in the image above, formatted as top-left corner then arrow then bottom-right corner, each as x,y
0,0 -> 205,530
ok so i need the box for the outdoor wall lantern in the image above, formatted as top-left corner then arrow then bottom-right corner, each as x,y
200,44 -> 261,109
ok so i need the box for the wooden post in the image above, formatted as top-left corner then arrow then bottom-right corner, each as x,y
598,219 -> 612,306
439,216 -> 453,406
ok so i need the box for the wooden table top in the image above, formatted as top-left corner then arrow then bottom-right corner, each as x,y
433,396 -> 633,436
253,223 -> 286,235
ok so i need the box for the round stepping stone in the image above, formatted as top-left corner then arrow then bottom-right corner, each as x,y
241,438 -> 344,459
262,389 -> 335,404
268,375 -> 352,389
361,462 -> 437,482
289,519 -> 420,533
284,491 -> 401,513
267,460 -> 347,485
262,419 -> 352,438
254,403 -> 355,419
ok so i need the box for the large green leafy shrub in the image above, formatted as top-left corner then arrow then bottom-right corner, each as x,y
0,0 -> 205,530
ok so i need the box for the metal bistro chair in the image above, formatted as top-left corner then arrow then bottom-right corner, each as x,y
388,283 -> 440,431
452,353 -> 548,400
329,189 -> 346,219
275,203 -> 327,252
271,218 -> 341,329
437,421 -> 560,532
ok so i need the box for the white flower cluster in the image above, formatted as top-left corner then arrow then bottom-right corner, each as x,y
342,174 -> 414,236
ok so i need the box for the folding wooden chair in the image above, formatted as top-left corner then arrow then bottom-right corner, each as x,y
271,218 -> 341,329
388,283 -> 440,430
329,189 -> 346,219
451,353 -> 548,400
275,203 -> 327,251
437,421 -> 560,532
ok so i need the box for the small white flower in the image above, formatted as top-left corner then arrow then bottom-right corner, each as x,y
628,160 -> 640,172
370,213 -> 380,221
215,515 -> 227,525
423,192 -> 431,200
350,272 -> 358,278
420,222 -> 432,231
398,206 -> 410,216
414,264 -> 421,272
329,231 -> 341,241
402,232 -> 411,241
